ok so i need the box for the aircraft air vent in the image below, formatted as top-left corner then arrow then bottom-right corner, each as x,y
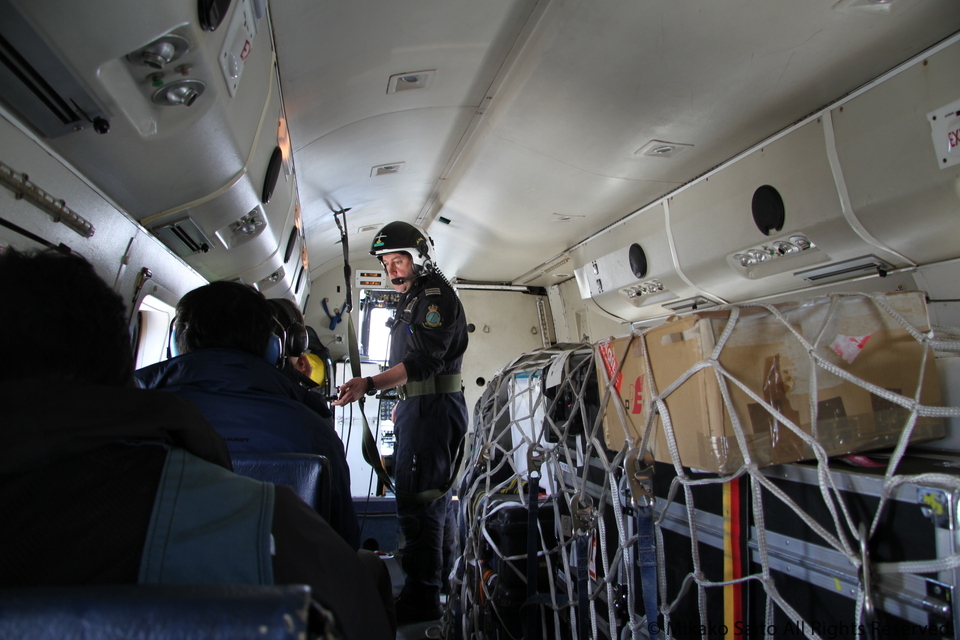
794,255 -> 894,284
153,217 -> 212,257
635,139 -> 693,159
213,207 -> 266,250
0,0 -> 110,138
729,234 -> 825,279
358,224 -> 381,234
661,296 -> 718,313
258,267 -> 284,289
387,70 -> 436,94
126,34 -> 190,69
751,185 -> 786,236
619,280 -> 678,308
152,79 -> 206,107
371,162 -> 405,177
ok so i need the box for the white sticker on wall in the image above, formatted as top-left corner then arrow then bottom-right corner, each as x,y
927,97 -> 960,170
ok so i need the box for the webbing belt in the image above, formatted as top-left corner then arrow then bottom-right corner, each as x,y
396,374 -> 462,400
636,506 -> 659,637
628,450 -> 660,638
522,447 -> 544,640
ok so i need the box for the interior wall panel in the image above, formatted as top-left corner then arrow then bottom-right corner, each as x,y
831,39 -> 960,266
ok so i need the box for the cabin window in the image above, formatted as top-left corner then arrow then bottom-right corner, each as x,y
134,294 -> 176,369
359,289 -> 399,362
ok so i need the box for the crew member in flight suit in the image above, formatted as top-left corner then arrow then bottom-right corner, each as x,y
334,221 -> 469,623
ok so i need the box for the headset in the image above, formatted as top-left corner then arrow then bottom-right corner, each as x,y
267,298 -> 308,358
168,318 -> 284,366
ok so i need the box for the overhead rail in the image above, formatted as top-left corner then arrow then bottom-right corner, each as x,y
0,160 -> 94,238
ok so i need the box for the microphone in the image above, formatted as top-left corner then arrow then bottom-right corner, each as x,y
391,277 -> 406,285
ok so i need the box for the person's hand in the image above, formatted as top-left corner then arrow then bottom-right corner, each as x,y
332,376 -> 367,406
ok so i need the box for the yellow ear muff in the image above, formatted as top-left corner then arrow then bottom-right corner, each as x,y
305,352 -> 326,387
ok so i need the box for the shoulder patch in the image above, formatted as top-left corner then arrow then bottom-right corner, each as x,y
425,287 -> 442,297
423,304 -> 443,328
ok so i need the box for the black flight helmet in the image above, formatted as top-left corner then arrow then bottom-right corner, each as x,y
370,221 -> 434,274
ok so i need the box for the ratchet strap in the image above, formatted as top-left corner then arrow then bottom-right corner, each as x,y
522,447 -> 544,640
628,450 -> 660,638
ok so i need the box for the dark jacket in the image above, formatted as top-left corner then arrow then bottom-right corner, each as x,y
135,349 -> 360,549
390,272 -> 468,380
0,382 -> 391,640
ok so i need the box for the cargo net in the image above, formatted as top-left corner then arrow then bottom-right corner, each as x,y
447,292 -> 960,640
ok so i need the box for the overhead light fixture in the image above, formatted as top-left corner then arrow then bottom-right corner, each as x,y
635,139 -> 694,159
387,70 -> 436,94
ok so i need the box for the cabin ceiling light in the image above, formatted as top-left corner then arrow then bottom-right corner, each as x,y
371,162 -> 405,177
387,70 -> 436,94
635,139 -> 693,159
358,224 -> 381,234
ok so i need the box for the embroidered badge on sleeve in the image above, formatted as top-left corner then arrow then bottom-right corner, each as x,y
423,304 -> 443,328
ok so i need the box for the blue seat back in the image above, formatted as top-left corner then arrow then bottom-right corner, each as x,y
231,452 -> 331,522
0,584 -> 330,640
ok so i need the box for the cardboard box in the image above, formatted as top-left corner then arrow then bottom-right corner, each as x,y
596,292 -> 944,474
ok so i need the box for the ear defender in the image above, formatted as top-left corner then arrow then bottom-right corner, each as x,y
263,334 -> 283,366
169,320 -> 180,358
267,298 -> 308,357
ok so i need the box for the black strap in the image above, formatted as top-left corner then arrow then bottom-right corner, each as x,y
334,209 -> 396,497
576,535 -> 590,639
522,468 -> 541,639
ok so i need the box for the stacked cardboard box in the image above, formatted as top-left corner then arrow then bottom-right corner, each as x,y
596,291 -> 943,474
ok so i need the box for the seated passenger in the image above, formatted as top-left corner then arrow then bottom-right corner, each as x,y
0,249 -> 392,640
136,281 -> 360,550
268,298 -> 332,409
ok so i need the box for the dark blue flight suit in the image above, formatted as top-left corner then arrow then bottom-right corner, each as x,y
390,271 -> 468,609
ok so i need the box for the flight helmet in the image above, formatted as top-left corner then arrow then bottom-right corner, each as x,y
370,221 -> 434,273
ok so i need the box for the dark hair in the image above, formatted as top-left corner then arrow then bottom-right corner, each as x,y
0,248 -> 134,386
174,281 -> 274,357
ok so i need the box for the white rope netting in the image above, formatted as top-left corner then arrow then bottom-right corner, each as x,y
446,291 -> 960,640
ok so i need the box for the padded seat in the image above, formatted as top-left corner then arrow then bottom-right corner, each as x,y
231,452 -> 331,522
0,584 -> 331,640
